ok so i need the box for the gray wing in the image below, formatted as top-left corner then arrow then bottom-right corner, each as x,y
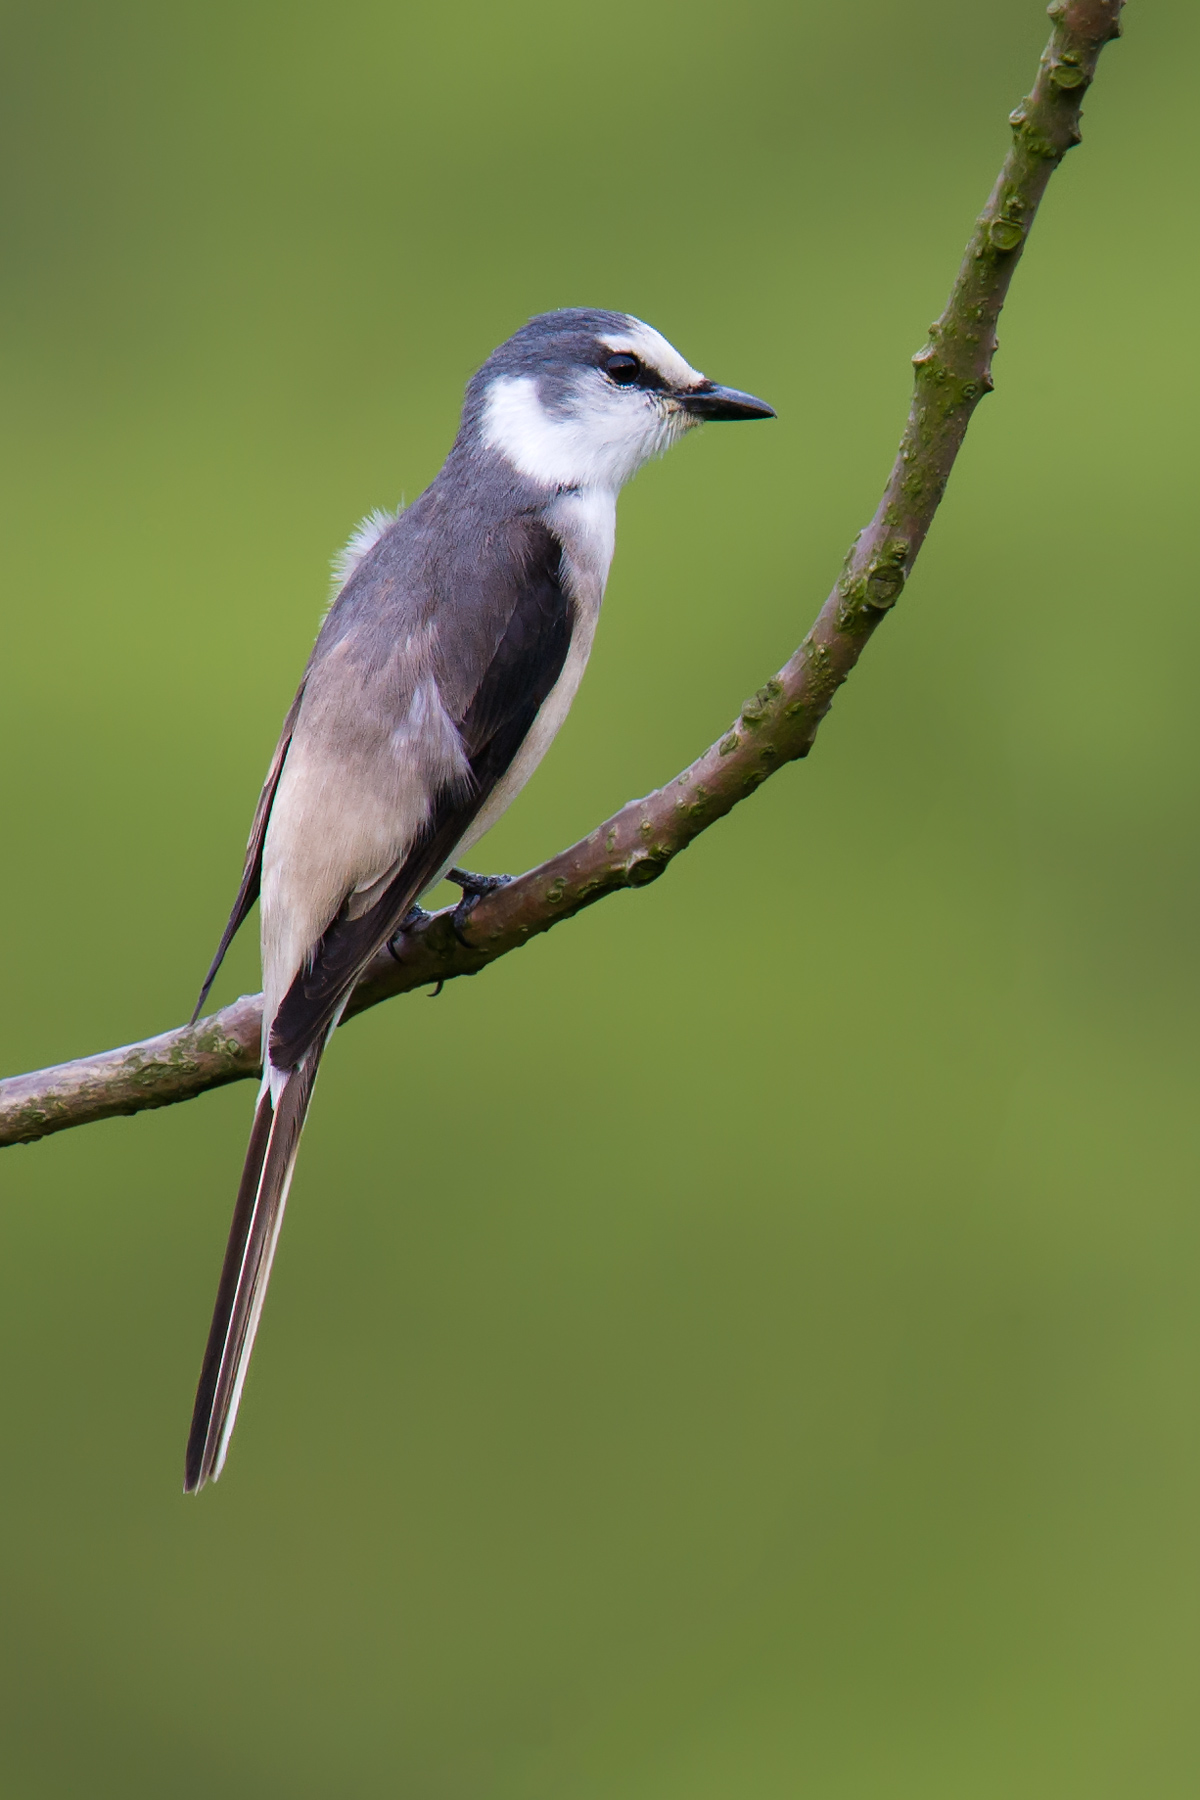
268,513 -> 574,1071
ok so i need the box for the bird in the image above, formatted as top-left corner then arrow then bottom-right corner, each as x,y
183,308 -> 775,1492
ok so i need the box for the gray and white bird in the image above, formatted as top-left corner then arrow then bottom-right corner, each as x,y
184,308 -> 774,1491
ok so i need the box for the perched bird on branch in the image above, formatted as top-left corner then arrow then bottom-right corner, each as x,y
184,309 -> 774,1492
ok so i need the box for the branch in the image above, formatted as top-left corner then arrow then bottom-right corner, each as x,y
0,0 -> 1125,1150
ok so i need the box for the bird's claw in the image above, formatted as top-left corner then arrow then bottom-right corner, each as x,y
387,903 -> 431,961
445,867 -> 513,945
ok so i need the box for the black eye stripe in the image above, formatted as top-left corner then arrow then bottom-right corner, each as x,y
602,351 -> 667,392
604,353 -> 640,385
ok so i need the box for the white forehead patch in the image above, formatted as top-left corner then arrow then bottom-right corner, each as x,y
599,317 -> 703,391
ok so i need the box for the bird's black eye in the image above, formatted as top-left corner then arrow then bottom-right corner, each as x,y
604,353 -> 642,385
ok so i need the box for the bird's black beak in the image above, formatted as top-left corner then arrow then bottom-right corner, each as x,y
677,381 -> 776,422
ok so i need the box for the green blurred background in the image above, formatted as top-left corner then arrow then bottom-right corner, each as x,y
1,1 -> 1197,1793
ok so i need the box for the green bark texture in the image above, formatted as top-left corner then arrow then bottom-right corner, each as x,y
0,0 -> 1125,1150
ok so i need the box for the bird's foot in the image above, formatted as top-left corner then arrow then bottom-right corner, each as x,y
445,867 -> 513,944
387,903 -> 432,960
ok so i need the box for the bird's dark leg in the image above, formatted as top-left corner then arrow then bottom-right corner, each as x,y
387,903 -> 431,961
445,867 -> 513,944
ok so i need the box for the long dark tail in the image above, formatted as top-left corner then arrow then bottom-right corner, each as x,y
184,1048 -> 323,1492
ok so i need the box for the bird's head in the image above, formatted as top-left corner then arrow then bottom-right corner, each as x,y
464,308 -> 774,494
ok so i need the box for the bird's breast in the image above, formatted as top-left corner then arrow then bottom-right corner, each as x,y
548,485 -> 616,608
449,488 -> 614,860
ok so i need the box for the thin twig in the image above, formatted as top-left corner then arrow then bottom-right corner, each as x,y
0,0 -> 1125,1149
